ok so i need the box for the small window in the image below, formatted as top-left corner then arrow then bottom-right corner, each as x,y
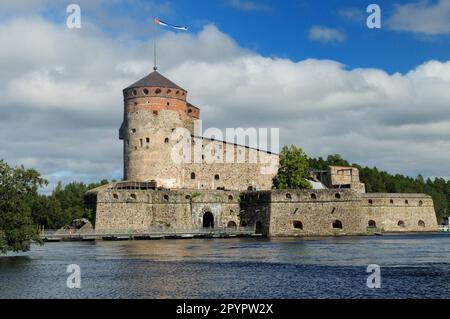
167,89 -> 172,94
185,195 -> 191,200
146,137 -> 150,143
419,200 -> 423,206
130,194 -> 136,200
227,221 -> 237,228
398,220 -> 405,227
132,90 -> 137,96
390,199 -> 394,204
153,110 -> 158,115
113,193 -> 118,199
418,220 -> 425,227
214,174 -> 220,180
131,128 -> 136,134
143,88 -> 149,95
310,193 -> 317,200
163,194 -> 169,201
139,139 -> 143,147
188,109 -> 192,113
405,200 -> 409,205
368,199 -> 373,205
164,138 -> 169,144
286,193 -> 292,200
167,102 -> 170,106
228,195 -> 234,201
176,90 -> 180,95
368,220 -> 376,228
332,220 -> 343,229
191,172 -> 196,180
335,193 -> 341,199
155,88 -> 161,94
293,220 -> 303,230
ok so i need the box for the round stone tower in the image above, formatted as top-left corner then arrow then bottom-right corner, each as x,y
120,70 -> 200,187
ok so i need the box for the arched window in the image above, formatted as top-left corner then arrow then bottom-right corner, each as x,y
390,199 -> 394,204
332,220 -> 343,229
368,199 -> 373,205
227,221 -> 237,229
335,193 -> 341,199
155,88 -> 161,94
398,220 -> 405,228
405,200 -> 409,205
185,195 -> 191,200
368,220 -> 376,228
419,200 -> 423,206
113,193 -> 118,199
293,220 -> 303,230
130,194 -> 137,200
310,193 -> 317,200
418,220 -> 425,227
286,193 -> 292,200
214,174 -> 220,180
143,88 -> 149,95
228,195 -> 234,201
188,109 -> 192,113
164,137 -> 169,144
163,194 -> 169,201
190,172 -> 196,180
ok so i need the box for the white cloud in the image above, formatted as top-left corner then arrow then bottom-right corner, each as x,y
388,0 -> 450,36
308,26 -> 346,44
0,15 -> 449,193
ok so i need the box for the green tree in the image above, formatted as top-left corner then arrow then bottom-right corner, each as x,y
273,145 -> 312,189
0,160 -> 47,253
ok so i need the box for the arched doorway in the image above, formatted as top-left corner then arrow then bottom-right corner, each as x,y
203,212 -> 214,228
368,220 -> 376,228
227,221 -> 237,229
255,221 -> 263,234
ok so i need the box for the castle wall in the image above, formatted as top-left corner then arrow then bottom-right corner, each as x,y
360,193 -> 439,232
92,186 -> 439,236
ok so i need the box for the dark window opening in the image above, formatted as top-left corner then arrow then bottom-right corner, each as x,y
405,200 -> 409,204
368,220 -> 376,228
255,221 -> 263,234
335,193 -> 341,199
113,193 -> 118,199
419,200 -> 423,206
155,88 -> 161,94
191,172 -> 196,180
310,193 -> 317,200
214,174 -> 220,180
153,110 -> 158,115
227,221 -> 237,229
332,220 -> 343,229
293,220 -> 303,230
286,193 -> 292,200
228,195 -> 234,201
241,221 -> 248,227
368,199 -> 373,205
390,199 -> 394,204
164,138 -> 169,144
418,220 -> 425,227
143,88 -> 149,95
163,194 -> 169,201
398,220 -> 405,228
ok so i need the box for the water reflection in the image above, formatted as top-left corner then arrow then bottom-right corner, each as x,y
1,233 -> 449,298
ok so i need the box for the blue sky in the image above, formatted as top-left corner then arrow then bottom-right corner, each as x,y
0,0 -> 449,190
31,0 -> 450,73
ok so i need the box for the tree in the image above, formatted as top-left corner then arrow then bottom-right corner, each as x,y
273,145 -> 312,189
0,160 -> 47,253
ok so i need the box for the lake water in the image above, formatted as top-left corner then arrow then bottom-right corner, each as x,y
1,233 -> 450,299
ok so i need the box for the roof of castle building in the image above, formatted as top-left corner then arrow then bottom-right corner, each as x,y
125,70 -> 186,91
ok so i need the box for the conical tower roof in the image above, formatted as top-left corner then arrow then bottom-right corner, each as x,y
125,71 -> 185,91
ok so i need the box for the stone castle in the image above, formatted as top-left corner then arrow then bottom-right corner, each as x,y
86,70 -> 438,236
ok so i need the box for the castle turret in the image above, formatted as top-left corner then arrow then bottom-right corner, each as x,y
120,70 -> 200,186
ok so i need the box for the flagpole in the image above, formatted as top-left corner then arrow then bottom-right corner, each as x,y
153,18 -> 157,71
